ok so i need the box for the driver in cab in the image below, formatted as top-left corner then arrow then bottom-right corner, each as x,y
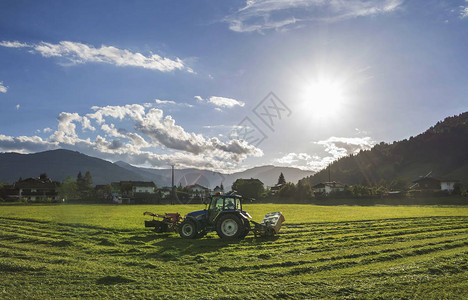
226,199 -> 235,210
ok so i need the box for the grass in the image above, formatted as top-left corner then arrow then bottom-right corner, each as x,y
0,203 -> 467,299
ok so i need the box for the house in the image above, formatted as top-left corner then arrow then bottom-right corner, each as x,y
187,184 -> 210,198
312,181 -> 345,195
270,183 -> 284,195
159,186 -> 172,199
412,176 -> 459,192
412,177 -> 441,190
130,181 -> 156,194
14,174 -> 60,202
0,185 -> 19,202
213,185 -> 224,194
113,181 -> 156,197
440,180 -> 459,192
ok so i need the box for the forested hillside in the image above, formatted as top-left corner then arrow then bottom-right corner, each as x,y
300,112 -> 468,187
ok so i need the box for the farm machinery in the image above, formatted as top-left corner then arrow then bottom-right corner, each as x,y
144,193 -> 285,240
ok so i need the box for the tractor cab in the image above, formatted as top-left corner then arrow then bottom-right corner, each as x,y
207,194 -> 243,223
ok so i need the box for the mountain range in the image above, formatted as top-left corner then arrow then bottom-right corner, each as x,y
299,112 -> 468,188
0,149 -> 314,189
2,112 -> 467,190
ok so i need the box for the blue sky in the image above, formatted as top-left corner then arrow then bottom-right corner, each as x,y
0,0 -> 467,172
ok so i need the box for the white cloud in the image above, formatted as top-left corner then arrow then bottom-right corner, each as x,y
194,96 -> 204,103
155,99 -> 177,105
0,100 -> 263,170
0,81 -> 7,93
87,104 -> 146,124
0,40 -> 193,73
153,98 -> 193,108
272,136 -> 376,171
274,152 -> 312,165
0,134 -> 54,153
101,123 -> 127,139
317,136 -> 376,159
132,108 -> 261,160
208,96 -> 245,108
460,6 -> 468,18
273,152 -> 331,171
224,0 -> 404,33
0,41 -> 29,48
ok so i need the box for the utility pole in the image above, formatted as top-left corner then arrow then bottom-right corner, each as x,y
328,164 -> 331,182
171,164 -> 175,205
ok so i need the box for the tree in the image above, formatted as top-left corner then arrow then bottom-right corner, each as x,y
278,182 -> 296,199
120,182 -> 133,196
77,171 -> 84,190
389,177 -> 409,191
232,178 -> 264,200
77,171 -> 94,200
95,184 -> 113,203
57,176 -> 78,202
296,181 -> 313,200
453,183 -> 465,196
84,171 -> 93,189
351,185 -> 371,197
0,182 -> 8,202
278,172 -> 286,185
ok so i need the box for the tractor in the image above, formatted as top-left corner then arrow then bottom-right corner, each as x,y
179,193 -> 250,239
144,193 -> 285,240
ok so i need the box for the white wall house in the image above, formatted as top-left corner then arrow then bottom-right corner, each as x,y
312,182 -> 345,195
132,184 -> 155,194
440,180 -> 458,191
187,184 -> 209,193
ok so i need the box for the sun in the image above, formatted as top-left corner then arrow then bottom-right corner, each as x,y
301,79 -> 346,119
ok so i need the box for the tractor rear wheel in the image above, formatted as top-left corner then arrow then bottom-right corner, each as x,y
240,219 -> 250,239
179,219 -> 198,239
216,214 -> 244,239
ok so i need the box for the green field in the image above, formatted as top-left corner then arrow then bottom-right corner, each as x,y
1,204 -> 467,299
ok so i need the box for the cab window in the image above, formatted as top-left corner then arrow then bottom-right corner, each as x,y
235,199 -> 241,210
224,197 -> 241,210
215,198 -> 224,210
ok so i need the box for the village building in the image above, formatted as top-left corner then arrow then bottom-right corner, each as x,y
412,176 -> 459,192
109,181 -> 157,204
270,183 -> 284,195
186,184 -> 210,199
14,174 -> 60,202
159,187 -> 172,199
312,181 -> 345,195
213,185 -> 224,194
112,181 -> 156,197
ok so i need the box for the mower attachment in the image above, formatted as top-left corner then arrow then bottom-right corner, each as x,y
251,212 -> 285,237
143,212 -> 183,233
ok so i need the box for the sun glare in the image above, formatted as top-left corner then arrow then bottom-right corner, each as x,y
301,79 -> 346,119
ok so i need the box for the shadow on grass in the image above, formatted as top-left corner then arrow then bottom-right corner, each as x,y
96,275 -> 135,285
145,234 -> 280,261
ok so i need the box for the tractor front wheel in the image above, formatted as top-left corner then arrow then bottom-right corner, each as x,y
179,219 -> 198,239
216,214 -> 244,239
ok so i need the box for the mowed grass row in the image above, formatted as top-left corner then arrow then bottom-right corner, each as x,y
0,204 -> 467,299
0,203 -> 467,228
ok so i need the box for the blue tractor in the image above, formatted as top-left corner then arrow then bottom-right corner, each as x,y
144,193 -> 285,240
179,193 -> 251,239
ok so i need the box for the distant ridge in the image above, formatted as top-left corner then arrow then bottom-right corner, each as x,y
0,149 -> 314,188
115,162 -> 314,189
0,149 -> 144,185
299,112 -> 468,187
